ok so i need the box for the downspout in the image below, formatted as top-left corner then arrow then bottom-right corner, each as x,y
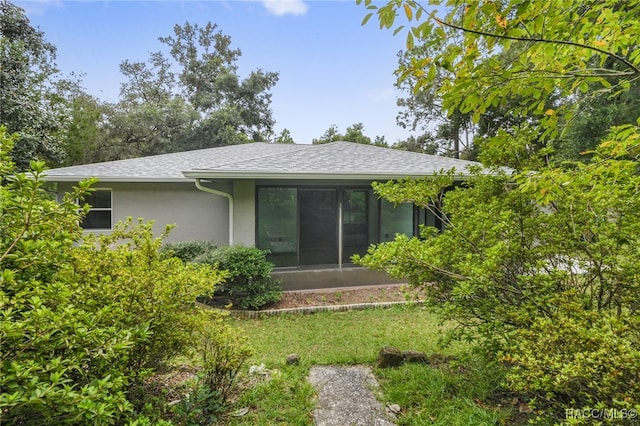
194,178 -> 234,246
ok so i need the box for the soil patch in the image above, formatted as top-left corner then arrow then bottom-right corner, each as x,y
266,284 -> 425,310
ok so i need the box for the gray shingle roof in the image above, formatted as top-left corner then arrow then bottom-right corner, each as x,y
44,142 -> 480,182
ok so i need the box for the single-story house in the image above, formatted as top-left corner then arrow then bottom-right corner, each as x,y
43,141 -> 478,290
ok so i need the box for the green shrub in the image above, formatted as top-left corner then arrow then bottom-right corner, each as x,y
0,126 -> 232,423
171,383 -> 225,426
161,240 -> 217,263
64,219 -> 224,373
1,127 -> 134,424
199,316 -> 253,403
501,304 -> 640,424
171,318 -> 253,425
197,245 -> 282,310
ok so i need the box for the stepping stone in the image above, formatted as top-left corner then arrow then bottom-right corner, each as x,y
308,365 -> 396,426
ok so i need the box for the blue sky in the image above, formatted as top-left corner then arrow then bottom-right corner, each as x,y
17,0 -> 418,145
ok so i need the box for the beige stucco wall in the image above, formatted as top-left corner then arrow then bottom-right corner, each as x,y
57,181 -> 231,245
233,180 -> 256,246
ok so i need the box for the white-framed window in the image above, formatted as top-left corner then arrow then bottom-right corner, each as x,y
79,189 -> 112,230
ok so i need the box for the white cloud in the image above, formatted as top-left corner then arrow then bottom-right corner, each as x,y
262,0 -> 308,16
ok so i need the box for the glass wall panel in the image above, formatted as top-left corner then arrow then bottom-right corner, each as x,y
342,189 -> 370,263
257,186 -> 419,267
419,206 -> 445,233
299,188 -> 338,265
380,199 -> 414,242
257,188 -> 298,266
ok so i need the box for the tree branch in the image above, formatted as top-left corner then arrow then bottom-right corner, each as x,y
434,17 -> 640,75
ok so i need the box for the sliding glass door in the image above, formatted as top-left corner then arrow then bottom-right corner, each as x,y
257,185 -> 430,267
299,188 -> 338,265
342,189 -> 371,263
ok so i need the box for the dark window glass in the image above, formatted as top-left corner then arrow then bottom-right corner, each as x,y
299,188 -> 337,265
82,210 -> 111,229
79,189 -> 112,230
342,189 -> 370,263
84,190 -> 111,208
380,199 -> 413,242
257,188 -> 298,267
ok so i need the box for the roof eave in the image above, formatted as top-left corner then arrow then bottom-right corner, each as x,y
182,171 -> 473,181
42,175 -> 189,183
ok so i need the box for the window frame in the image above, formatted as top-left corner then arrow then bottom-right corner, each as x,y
78,188 -> 113,231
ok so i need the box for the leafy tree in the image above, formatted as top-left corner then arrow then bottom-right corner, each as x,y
358,0 -> 640,420
555,56 -> 640,161
274,128 -> 295,144
112,22 -> 278,159
58,80 -> 110,166
0,1 -> 69,169
364,0 -> 640,167
395,43 -> 475,159
343,122 -> 372,144
392,133 -> 438,154
312,122 -> 387,146
395,32 -> 560,160
312,124 -> 342,144
373,135 -> 388,147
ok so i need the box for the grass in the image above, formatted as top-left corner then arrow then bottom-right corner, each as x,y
222,305 -> 514,425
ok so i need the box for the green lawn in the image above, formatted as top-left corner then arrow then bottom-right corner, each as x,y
223,305 -> 514,425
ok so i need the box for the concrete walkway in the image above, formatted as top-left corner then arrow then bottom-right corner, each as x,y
308,366 -> 396,426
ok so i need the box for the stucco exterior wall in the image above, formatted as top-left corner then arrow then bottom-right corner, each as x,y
233,180 -> 256,246
57,181 -> 231,245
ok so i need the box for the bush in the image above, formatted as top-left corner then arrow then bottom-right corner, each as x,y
171,318 -> 253,425
63,219 -> 225,373
198,316 -> 253,404
197,245 -> 282,310
1,127 -> 133,424
171,383 -> 225,426
356,126 -> 640,421
502,305 -> 640,424
161,240 -> 217,263
0,126 -> 236,423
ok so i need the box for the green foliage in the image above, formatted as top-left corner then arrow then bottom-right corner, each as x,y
0,2 -> 71,169
274,128 -> 295,144
361,0 -> 640,167
137,314 -> 253,425
197,245 -> 282,310
62,219 -> 225,372
359,2 -> 640,420
1,126 -> 133,424
198,317 -> 253,404
171,383 -> 225,426
161,240 -> 217,263
357,126 -> 640,418
0,126 -> 234,423
61,90 -> 109,166
502,306 -> 640,423
392,133 -> 439,154
312,122 -> 387,146
98,21 -> 279,161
